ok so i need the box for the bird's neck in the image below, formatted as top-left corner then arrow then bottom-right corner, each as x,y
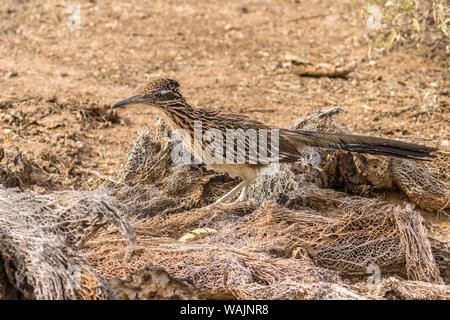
165,100 -> 194,113
162,101 -> 197,131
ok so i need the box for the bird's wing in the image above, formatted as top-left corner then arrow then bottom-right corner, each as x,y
199,110 -> 303,164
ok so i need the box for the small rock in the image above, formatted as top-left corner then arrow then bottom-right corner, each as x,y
285,53 -> 310,65
224,24 -> 233,31
0,101 -> 13,109
240,7 -> 249,14
5,72 -> 18,78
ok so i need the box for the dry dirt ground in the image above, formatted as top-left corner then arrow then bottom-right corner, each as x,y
0,0 -> 449,286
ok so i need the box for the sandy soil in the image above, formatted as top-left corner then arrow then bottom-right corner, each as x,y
0,1 -> 448,230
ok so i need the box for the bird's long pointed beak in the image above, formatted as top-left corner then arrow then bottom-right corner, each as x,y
112,95 -> 141,109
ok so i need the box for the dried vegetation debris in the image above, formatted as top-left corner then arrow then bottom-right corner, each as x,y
0,97 -> 122,191
248,107 -> 449,211
0,110 -> 449,299
91,110 -> 447,299
109,263 -> 201,300
86,199 -> 449,299
0,146 -> 60,192
103,119 -> 238,218
0,188 -> 131,299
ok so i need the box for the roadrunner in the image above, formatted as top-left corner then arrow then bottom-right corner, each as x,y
113,78 -> 437,203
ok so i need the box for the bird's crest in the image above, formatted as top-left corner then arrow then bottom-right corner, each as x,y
140,78 -> 180,96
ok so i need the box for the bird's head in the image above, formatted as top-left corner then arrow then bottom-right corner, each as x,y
112,78 -> 184,109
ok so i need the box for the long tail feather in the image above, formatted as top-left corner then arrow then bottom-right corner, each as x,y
285,130 -> 438,160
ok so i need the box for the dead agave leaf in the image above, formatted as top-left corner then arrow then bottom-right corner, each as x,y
178,228 -> 217,242
292,61 -> 357,78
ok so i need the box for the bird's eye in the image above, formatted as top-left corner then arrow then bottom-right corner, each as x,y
153,92 -> 161,98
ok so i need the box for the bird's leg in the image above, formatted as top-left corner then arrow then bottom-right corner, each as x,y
236,182 -> 248,202
214,181 -> 246,204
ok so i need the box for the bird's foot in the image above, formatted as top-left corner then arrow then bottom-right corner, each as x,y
236,185 -> 248,202
213,181 -> 248,205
